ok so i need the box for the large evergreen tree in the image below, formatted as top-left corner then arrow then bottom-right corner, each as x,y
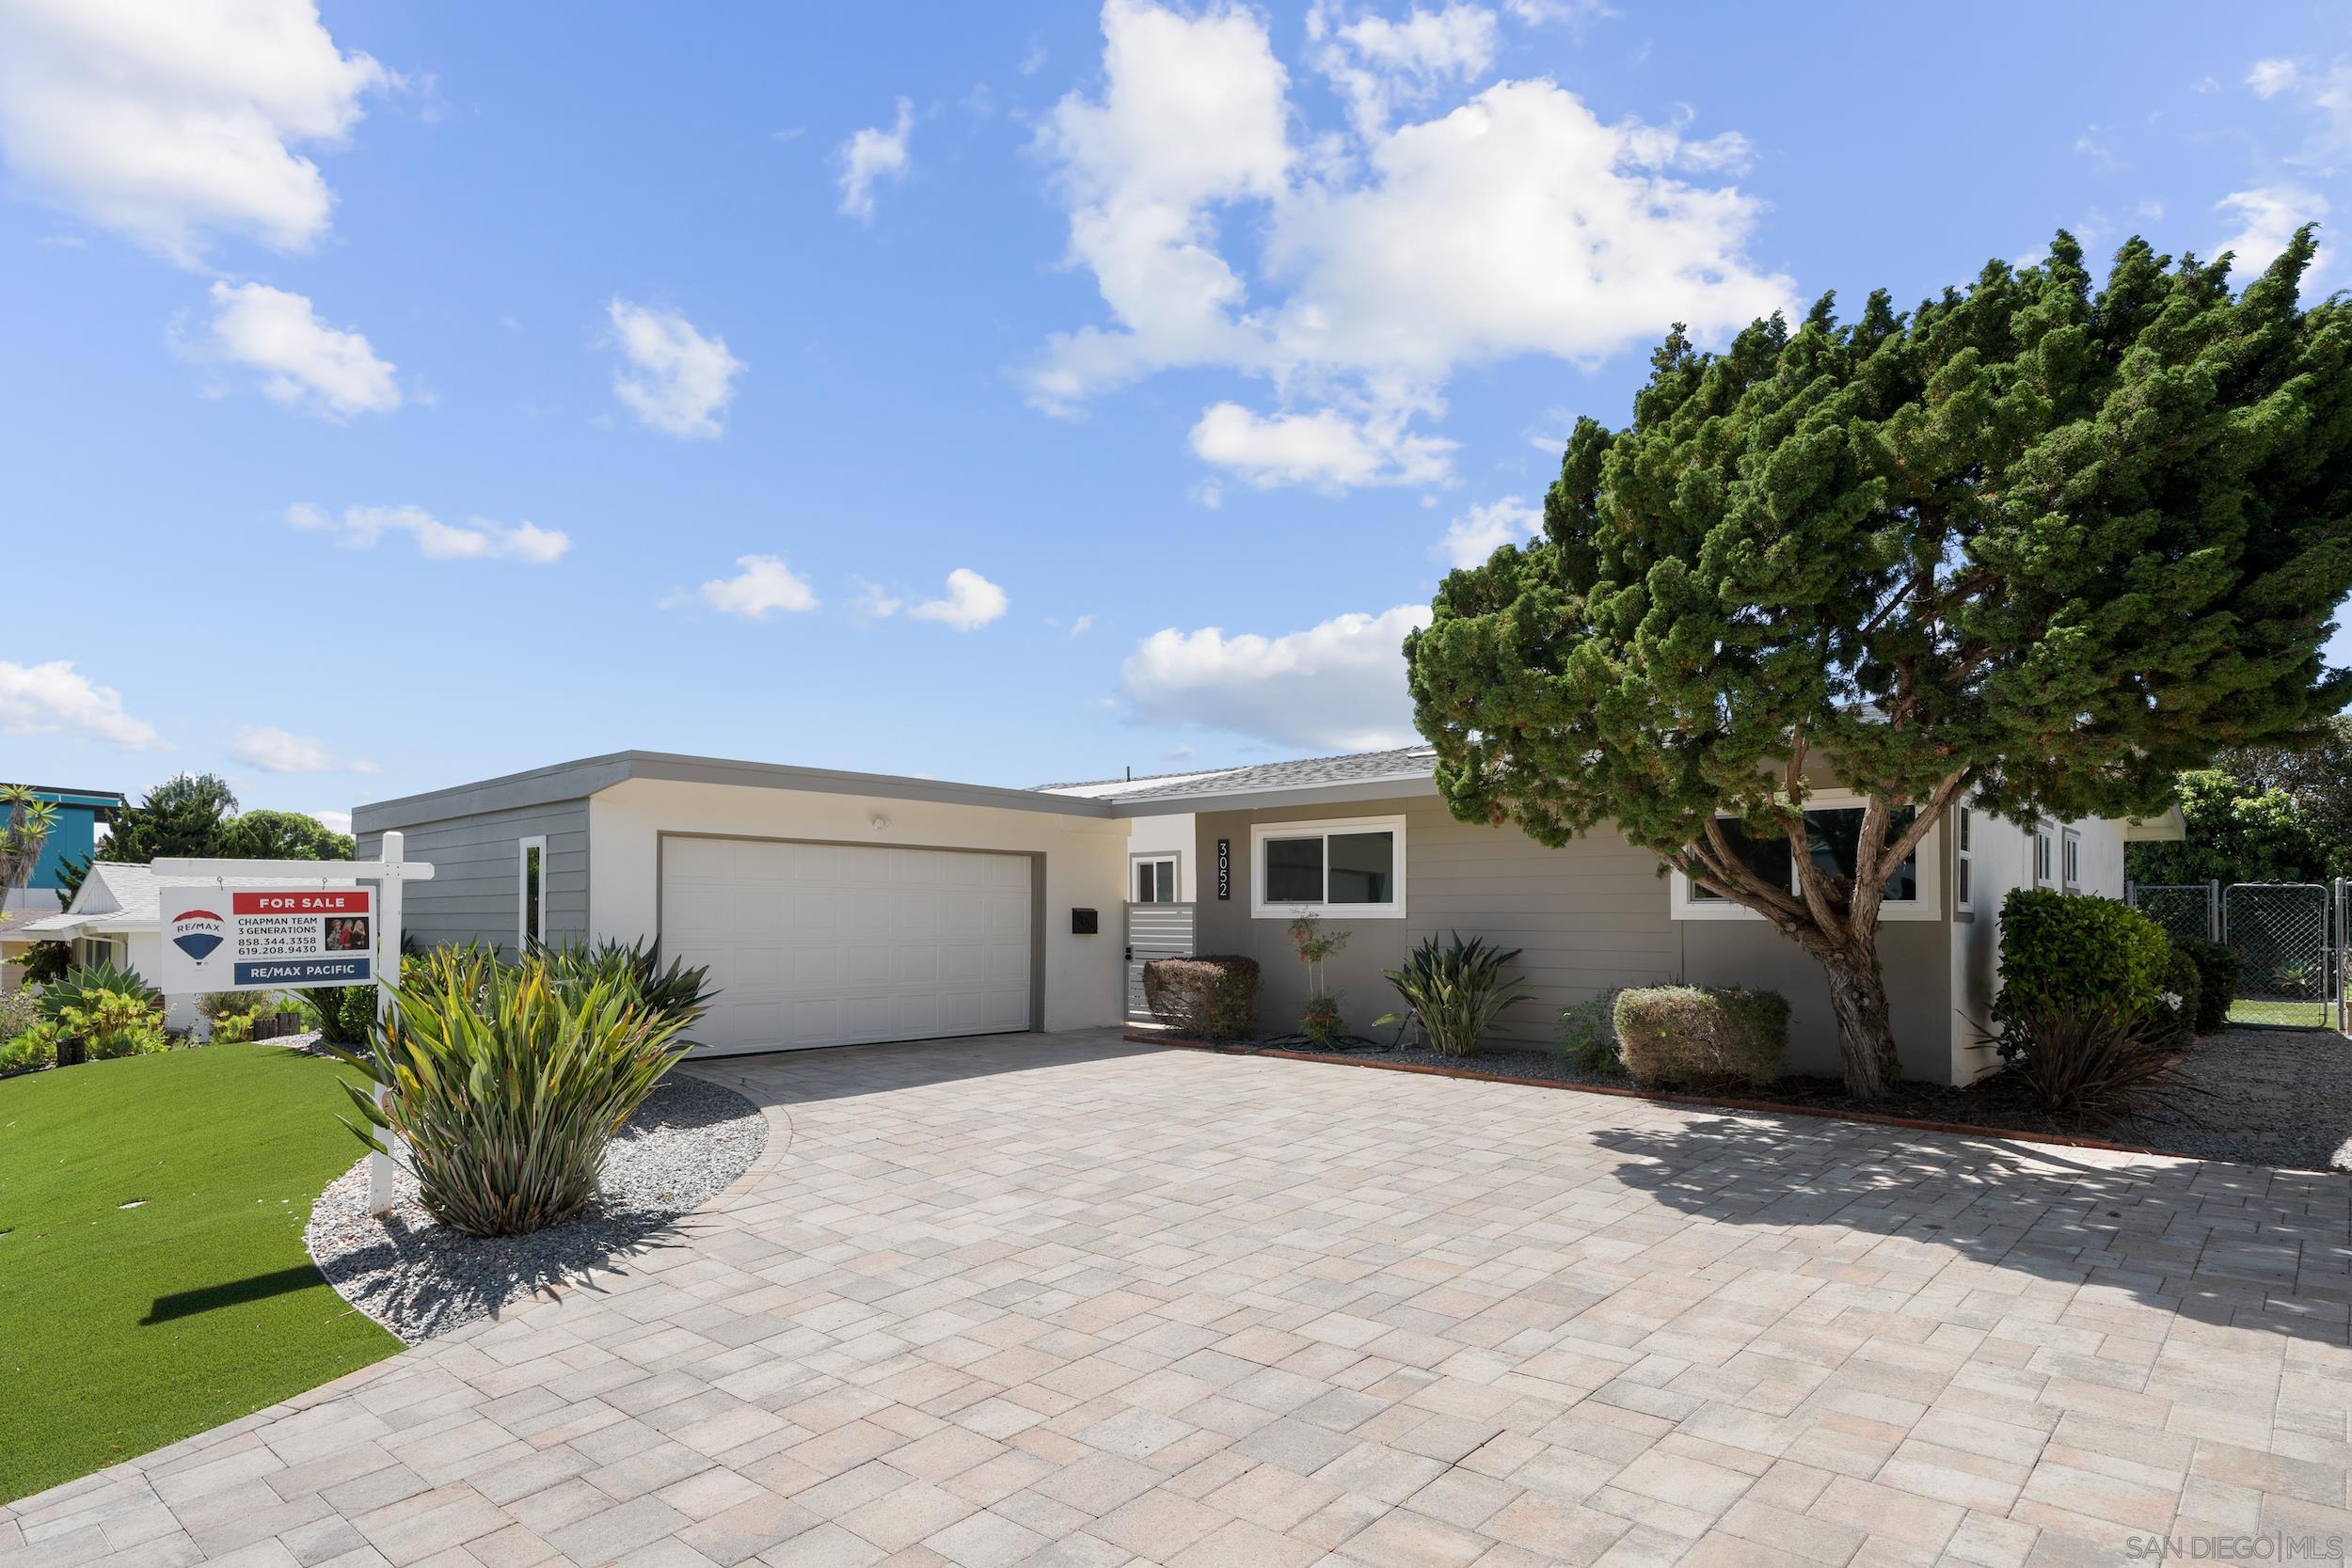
1406,231 -> 2352,1097
54,774 -> 356,901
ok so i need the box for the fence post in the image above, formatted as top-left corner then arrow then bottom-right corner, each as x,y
2208,879 -> 2221,942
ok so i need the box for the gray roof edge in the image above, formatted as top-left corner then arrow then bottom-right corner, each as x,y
1108,772 -> 1442,816
355,751 -> 1117,831
354,753 -> 636,831
620,753 -> 1114,818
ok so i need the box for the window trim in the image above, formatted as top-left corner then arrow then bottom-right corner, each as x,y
1130,852 -> 1180,905
1954,803 -> 1973,914
2034,824 -> 2056,888
1670,793 -> 1941,922
518,834 -> 548,950
1249,816 -> 1407,920
2061,828 -> 2081,892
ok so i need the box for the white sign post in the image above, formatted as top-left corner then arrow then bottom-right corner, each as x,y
153,832 -> 434,1215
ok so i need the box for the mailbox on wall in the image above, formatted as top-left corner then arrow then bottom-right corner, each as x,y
1071,907 -> 1099,935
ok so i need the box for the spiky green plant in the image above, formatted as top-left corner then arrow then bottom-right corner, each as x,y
529,936 -> 717,1035
1374,932 -> 1532,1058
334,945 -> 700,1237
37,961 -> 163,1025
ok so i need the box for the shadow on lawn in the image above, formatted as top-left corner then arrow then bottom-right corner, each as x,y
144,1265 -> 326,1323
1588,1110 -> 2351,1348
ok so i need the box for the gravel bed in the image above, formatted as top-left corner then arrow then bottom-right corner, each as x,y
2109,1027 -> 2352,1170
1248,1026 -> 2352,1171
305,1071 -> 769,1342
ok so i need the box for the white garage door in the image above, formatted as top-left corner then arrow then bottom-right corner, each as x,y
660,836 -> 1033,1056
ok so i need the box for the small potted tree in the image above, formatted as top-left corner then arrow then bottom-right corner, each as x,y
1286,912 -> 1350,1048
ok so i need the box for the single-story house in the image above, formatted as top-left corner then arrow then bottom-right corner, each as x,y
352,748 -> 2182,1085
20,862 -> 358,1033
1,784 -> 127,986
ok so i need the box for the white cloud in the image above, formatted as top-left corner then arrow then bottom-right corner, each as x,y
2249,57 -> 2299,99
847,578 -> 905,621
230,725 -> 376,774
1120,604 -> 1432,750
606,298 -> 745,439
0,659 -> 166,751
0,0 -> 388,265
670,555 -> 818,620
1503,0 -> 1615,29
2215,186 -> 2328,278
2243,55 -> 2352,169
910,568 -> 1009,630
310,809 -> 353,834
288,502 -> 571,564
1308,2 -> 1499,141
199,281 -> 399,420
838,98 -> 914,222
1190,402 -> 1455,489
1435,496 -> 1541,567
1031,1 -> 1794,489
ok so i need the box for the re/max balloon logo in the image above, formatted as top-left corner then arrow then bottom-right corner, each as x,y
168,909 -> 226,964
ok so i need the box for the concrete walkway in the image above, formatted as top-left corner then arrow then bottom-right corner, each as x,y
4,1031 -> 2346,1568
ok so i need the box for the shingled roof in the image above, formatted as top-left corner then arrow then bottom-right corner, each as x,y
1038,746 -> 1438,804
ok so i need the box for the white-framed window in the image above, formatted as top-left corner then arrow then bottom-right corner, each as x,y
1954,804 -> 1973,912
2034,825 -> 2056,888
1250,816 -> 1406,919
1131,854 -> 1178,904
2062,828 -> 2081,891
518,835 -> 547,949
1671,796 -> 1939,922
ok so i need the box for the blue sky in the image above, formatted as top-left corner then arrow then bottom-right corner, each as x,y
3,1 -> 2348,829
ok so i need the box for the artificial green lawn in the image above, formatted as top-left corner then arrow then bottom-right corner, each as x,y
0,1043 -> 401,1503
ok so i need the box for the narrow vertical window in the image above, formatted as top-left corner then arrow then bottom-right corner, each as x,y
1955,806 -> 1973,911
2062,829 -> 2081,891
518,835 -> 547,949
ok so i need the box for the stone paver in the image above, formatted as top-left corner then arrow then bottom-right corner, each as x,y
4,1030 -> 2346,1567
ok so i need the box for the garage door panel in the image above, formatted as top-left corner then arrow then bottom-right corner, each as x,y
663,837 -> 1034,1055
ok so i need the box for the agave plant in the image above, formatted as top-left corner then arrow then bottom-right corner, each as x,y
1374,932 -> 1532,1058
529,936 -> 717,1034
37,961 -> 164,1025
335,945 -> 701,1237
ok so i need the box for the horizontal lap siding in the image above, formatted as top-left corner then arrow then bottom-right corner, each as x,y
358,800 -> 589,953
1191,795 -> 1678,1046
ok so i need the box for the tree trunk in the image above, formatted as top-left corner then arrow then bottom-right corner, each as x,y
1816,940 -> 1900,1099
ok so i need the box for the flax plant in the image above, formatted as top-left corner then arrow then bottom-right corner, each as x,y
336,946 -> 696,1237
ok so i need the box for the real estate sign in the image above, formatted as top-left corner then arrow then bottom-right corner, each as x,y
157,886 -> 373,991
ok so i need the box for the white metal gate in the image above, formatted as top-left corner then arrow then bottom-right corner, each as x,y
1125,902 -> 1196,1022
2130,879 -> 2342,1030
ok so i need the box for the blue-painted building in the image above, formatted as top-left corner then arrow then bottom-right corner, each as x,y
3,784 -> 128,942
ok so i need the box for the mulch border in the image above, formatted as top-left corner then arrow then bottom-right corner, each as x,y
1125,1032 -> 2233,1166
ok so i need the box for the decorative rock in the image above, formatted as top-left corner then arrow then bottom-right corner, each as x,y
304,1070 -> 768,1341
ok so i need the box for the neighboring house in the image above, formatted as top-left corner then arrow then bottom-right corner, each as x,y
0,785 -> 127,984
354,748 -> 2182,1085
19,863 -> 358,1033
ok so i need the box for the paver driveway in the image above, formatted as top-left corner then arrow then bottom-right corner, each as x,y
5,1032 -> 2348,1568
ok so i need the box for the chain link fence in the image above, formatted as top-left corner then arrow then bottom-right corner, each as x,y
2128,879 -> 2341,1030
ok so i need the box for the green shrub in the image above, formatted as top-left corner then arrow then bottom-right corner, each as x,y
211,1012 -> 256,1044
0,983 -> 40,1042
20,941 -> 71,984
60,990 -> 169,1059
1994,889 -> 2170,1024
1374,933 -> 1532,1058
531,937 -> 717,1034
37,961 -> 163,1026
1143,955 -> 1260,1041
1613,986 -> 1788,1086
1986,996 -> 2193,1117
335,946 -> 702,1237
1557,990 -> 1623,1073
1,1022 -> 57,1073
2172,938 -> 2239,1034
2150,947 -> 2200,1048
198,990 -> 271,1022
